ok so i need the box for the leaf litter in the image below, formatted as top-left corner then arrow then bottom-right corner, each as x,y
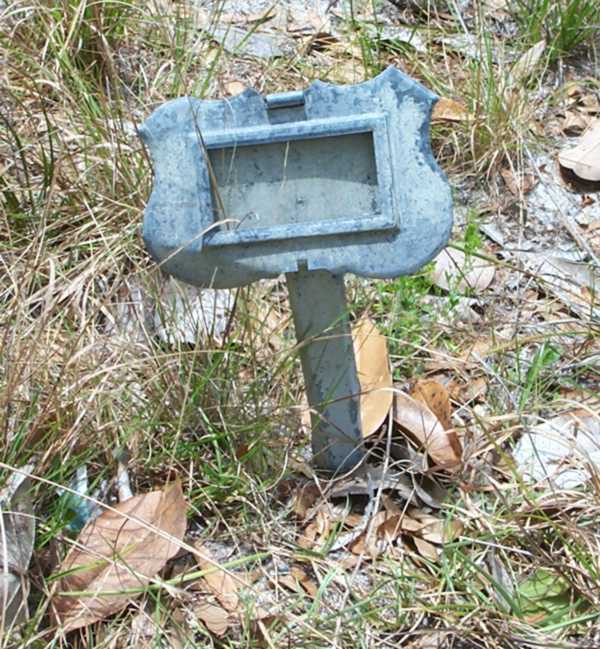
52,481 -> 187,631
7,0 -> 600,643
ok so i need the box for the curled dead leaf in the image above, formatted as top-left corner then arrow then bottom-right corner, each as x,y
353,318 -> 393,437
558,119 -> 600,182
52,481 -> 187,632
393,390 -> 462,469
194,543 -> 239,612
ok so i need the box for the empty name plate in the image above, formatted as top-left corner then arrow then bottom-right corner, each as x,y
202,114 -> 396,246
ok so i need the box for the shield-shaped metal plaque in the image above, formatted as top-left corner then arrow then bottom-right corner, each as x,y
140,66 -> 452,289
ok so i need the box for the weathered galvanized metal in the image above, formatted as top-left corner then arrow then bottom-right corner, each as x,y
140,66 -> 453,473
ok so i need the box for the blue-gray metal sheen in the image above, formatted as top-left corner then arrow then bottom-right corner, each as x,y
140,66 -> 453,473
139,66 -> 452,289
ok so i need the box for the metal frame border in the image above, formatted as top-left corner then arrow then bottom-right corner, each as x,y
195,113 -> 397,247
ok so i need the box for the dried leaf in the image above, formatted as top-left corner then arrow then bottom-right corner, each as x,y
500,167 -> 538,196
291,483 -> 320,520
195,602 -> 229,636
413,513 -> 463,544
559,119 -> 600,181
393,391 -> 461,469
353,318 -> 393,438
513,410 -> 600,489
277,574 -> 302,593
510,39 -> 546,84
413,537 -> 440,562
226,80 -> 246,95
1,466 -> 35,632
329,465 -> 415,501
298,509 -> 331,549
52,481 -> 187,631
194,543 -> 239,612
380,514 -> 413,541
411,380 -> 452,430
562,109 -> 590,136
431,97 -> 470,123
432,248 -> 495,293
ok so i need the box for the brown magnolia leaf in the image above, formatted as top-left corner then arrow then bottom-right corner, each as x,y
195,602 -> 229,636
194,543 -> 239,612
432,248 -> 495,293
353,318 -> 393,438
411,380 -> 452,431
393,391 -> 461,469
432,97 -> 470,123
52,481 -> 187,632
559,119 -> 600,181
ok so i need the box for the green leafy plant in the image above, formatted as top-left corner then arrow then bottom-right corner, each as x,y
518,341 -> 561,410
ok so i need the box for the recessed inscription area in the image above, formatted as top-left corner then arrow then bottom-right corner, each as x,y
207,132 -> 379,232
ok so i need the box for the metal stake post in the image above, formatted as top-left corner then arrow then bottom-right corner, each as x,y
286,269 -> 364,473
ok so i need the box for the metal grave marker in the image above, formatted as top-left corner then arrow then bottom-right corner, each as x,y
140,66 -> 453,473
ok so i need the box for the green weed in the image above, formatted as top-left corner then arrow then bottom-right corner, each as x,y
510,0 -> 600,61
